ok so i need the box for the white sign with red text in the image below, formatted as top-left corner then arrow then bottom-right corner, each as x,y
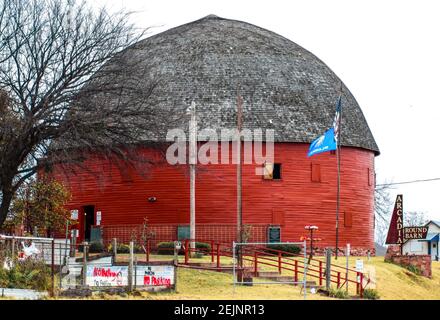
135,265 -> 175,287
86,264 -> 175,288
86,266 -> 128,287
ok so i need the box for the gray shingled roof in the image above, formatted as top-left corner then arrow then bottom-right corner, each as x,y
91,15 -> 379,154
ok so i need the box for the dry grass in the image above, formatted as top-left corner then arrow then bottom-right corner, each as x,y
138,256 -> 440,300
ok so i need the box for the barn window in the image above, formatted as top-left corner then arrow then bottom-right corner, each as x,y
263,163 -> 282,180
368,168 -> 373,186
273,164 -> 281,179
344,211 -> 352,227
311,163 -> 321,182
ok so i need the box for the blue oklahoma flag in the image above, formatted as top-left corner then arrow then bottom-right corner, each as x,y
307,127 -> 337,157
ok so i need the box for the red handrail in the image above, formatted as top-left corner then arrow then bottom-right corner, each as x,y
141,237 -> 369,296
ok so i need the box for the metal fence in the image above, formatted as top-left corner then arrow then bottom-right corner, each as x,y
62,241 -> 176,292
0,235 -> 176,296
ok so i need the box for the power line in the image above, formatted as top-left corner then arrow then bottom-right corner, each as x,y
376,177 -> 440,187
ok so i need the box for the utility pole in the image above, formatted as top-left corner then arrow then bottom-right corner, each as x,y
236,93 -> 243,282
335,85 -> 343,260
189,102 -> 197,255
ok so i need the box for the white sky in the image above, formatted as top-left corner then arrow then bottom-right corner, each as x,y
94,0 -> 440,221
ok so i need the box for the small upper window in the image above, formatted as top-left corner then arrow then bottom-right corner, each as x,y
263,163 -> 281,180
273,164 -> 281,179
311,163 -> 321,182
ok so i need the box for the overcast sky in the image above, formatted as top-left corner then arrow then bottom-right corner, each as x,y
94,0 -> 440,221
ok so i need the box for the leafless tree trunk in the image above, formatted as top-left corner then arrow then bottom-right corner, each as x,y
0,0 -> 174,227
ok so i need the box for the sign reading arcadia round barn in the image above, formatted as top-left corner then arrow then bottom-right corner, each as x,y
385,194 -> 428,254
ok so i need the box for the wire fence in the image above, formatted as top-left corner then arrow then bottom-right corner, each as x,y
1,234 -> 368,298
0,235 -> 176,296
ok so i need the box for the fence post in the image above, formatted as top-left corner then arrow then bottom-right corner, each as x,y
211,240 -> 214,263
184,239 -> 189,265
254,251 -> 258,276
359,273 -> 364,298
325,249 -> 331,291
356,272 -> 360,295
216,243 -> 220,269
112,238 -> 117,262
345,243 -> 350,293
294,260 -> 298,283
82,242 -> 88,287
319,261 -> 323,286
337,272 -> 341,288
11,237 -> 15,259
128,241 -> 134,292
59,241 -> 63,290
278,252 -> 282,274
51,239 -> 55,297
71,232 -> 76,258
134,256 -> 138,290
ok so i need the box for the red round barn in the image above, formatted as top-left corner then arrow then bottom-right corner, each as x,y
52,15 -> 379,254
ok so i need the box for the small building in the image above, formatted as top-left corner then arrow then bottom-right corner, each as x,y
403,221 -> 440,261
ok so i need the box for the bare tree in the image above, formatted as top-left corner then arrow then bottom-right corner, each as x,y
0,0 -> 174,227
374,182 -> 394,245
374,181 -> 428,245
404,211 -> 427,227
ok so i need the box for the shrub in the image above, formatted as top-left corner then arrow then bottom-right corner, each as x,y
108,243 -> 144,254
266,244 -> 301,256
157,242 -> 176,255
328,287 -> 349,299
88,241 -> 105,253
0,259 -> 52,291
404,264 -> 421,275
195,242 -> 211,253
156,242 -> 211,255
363,288 -> 380,300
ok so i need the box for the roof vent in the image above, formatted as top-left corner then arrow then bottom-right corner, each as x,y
204,14 -> 219,19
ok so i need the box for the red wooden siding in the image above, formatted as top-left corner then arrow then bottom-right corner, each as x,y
52,142 -> 376,250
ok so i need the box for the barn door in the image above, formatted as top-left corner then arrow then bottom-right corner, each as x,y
82,205 -> 95,242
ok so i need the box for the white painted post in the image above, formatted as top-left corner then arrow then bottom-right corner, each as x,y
128,241 -> 134,292
189,102 -> 197,255
82,242 -> 88,287
346,243 -> 350,292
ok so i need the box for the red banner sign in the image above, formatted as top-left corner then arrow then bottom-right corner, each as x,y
385,194 -> 403,245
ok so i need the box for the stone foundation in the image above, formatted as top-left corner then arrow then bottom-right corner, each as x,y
385,245 -> 432,278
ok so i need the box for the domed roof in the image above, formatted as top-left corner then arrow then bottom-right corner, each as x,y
93,15 -> 379,154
